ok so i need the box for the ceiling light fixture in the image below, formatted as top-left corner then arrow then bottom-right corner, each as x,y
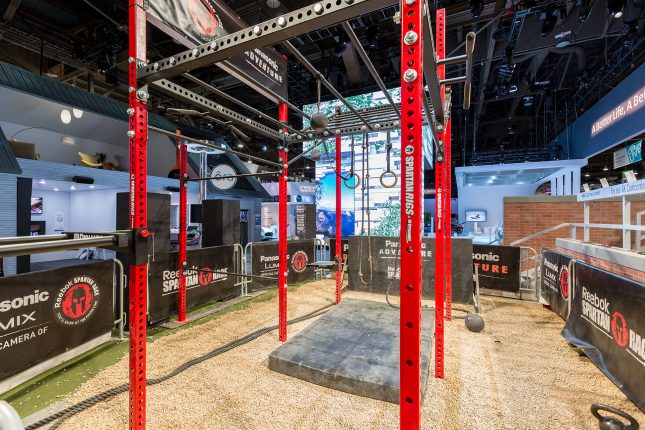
60,136 -> 76,146
72,108 -> 83,119
53,187 -> 59,192
584,172 -> 590,177
608,0 -> 625,18
89,185 -> 95,189
60,109 -> 71,124
70,185 -> 76,190
603,166 -> 609,171
38,179 -> 46,185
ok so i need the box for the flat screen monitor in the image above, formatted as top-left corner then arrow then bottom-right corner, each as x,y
31,197 -> 43,214
465,210 -> 487,222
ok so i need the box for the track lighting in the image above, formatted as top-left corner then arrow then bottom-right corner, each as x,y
470,0 -> 484,19
607,0 -> 625,18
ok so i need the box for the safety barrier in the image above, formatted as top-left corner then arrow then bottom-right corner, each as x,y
243,239 -> 317,290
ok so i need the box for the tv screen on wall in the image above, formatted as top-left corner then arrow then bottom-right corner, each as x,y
31,197 -> 43,214
465,210 -> 487,222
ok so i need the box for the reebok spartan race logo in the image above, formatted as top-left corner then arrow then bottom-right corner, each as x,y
291,250 -> 309,273
559,265 -> 570,299
188,0 -> 223,41
54,276 -> 100,326
582,287 -> 645,363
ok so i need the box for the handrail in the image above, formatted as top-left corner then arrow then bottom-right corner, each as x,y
510,222 -> 645,246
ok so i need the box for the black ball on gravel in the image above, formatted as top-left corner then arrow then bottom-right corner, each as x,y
310,112 -> 329,131
465,313 -> 485,332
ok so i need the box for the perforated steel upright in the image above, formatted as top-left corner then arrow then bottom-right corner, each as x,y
335,135 -> 342,304
177,131 -> 188,323
128,1 -> 148,428
399,0 -> 423,426
278,102 -> 288,341
434,8 -> 447,379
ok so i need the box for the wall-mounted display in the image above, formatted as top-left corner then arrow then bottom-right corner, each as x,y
465,210 -> 487,222
30,197 -> 43,214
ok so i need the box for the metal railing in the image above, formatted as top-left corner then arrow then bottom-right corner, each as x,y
519,246 -> 540,301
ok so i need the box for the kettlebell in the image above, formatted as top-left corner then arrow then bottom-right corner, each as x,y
591,404 -> 639,430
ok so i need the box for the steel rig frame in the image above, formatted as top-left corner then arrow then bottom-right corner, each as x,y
128,0 -> 473,428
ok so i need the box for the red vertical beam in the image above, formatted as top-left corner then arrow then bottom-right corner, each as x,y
399,0 -> 423,426
434,8 -> 447,379
444,114 -> 452,321
278,102 -> 288,342
177,132 -> 188,323
128,1 -> 147,428
335,135 -> 342,304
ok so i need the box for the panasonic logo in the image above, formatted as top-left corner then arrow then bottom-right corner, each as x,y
0,290 -> 50,312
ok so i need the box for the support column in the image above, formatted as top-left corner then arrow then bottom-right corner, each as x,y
278,102 -> 288,342
434,8 -> 447,380
335,135 -> 342,304
623,196 -> 631,250
177,132 -> 188,323
443,100 -> 452,321
128,1 -> 147,429
399,0 -> 423,426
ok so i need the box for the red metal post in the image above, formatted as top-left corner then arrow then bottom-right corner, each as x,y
177,131 -> 188,323
128,1 -> 147,428
434,8 -> 447,379
444,111 -> 452,321
335,135 -> 342,304
278,102 -> 288,342
399,0 -> 423,426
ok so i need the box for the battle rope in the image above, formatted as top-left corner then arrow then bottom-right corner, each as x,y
379,130 -> 398,188
26,304 -> 334,430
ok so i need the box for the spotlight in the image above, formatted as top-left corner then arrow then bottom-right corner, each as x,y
72,108 -> 83,119
237,142 -> 244,149
603,166 -> 609,171
262,145 -> 268,151
70,185 -> 76,190
38,179 -> 46,185
509,84 -> 518,93
53,188 -> 59,192
60,109 -> 71,124
470,0 -> 484,19
608,0 -> 625,18
585,172 -> 590,177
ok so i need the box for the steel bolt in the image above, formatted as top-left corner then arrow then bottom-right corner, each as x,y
307,133 -> 313,138
313,3 -> 324,14
169,57 -> 176,65
152,63 -> 160,71
404,31 -> 418,45
361,125 -> 367,131
374,123 -> 381,129
437,124 -> 444,132
127,130 -> 135,138
128,86 -> 135,93
335,129 -> 341,135
137,90 -> 148,99
394,121 -> 400,126
137,61 -> 146,68
210,41 -> 219,51
404,69 -> 418,82
253,25 -> 262,36
323,131 -> 329,136
128,57 -> 135,64
344,0 -> 354,4
297,135 -> 303,140
126,108 -> 135,116
192,48 -> 200,58
405,0 -> 415,5
277,16 -> 287,27
437,155 -> 444,162
438,140 -> 444,147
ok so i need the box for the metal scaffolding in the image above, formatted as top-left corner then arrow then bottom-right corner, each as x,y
128,0 -> 474,427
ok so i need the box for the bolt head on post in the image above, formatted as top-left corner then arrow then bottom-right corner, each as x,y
404,69 -> 418,82
192,48 -> 200,58
437,124 -> 444,132
278,16 -> 287,27
404,31 -> 418,45
210,41 -> 219,51
405,0 -> 416,4
127,130 -> 135,138
128,56 -> 135,64
313,3 -> 324,14
127,108 -> 135,116
152,63 -> 160,71
253,25 -> 262,36
169,57 -> 176,65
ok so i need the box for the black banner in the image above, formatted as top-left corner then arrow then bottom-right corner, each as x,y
251,240 -> 315,289
0,261 -> 114,381
147,246 -> 237,324
346,236 -> 473,304
146,0 -> 287,99
329,239 -> 349,263
473,245 -> 520,292
541,249 -> 572,320
562,262 -> 645,411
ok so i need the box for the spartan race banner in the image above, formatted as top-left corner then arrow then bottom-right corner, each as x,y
346,236 -> 473,304
329,239 -> 349,263
541,250 -> 572,320
147,246 -> 237,324
146,0 -> 288,99
0,261 -> 114,381
562,262 -> 645,411
251,240 -> 315,290
472,245 -> 520,293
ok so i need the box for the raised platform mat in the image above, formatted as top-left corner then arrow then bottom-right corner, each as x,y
268,298 -> 434,404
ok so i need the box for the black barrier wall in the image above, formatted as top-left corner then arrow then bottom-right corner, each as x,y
472,245 -> 520,293
346,236 -> 473,304
541,250 -> 572,320
0,261 -> 114,381
251,240 -> 315,290
562,262 -> 645,411
329,239 -> 349,263
147,246 -> 237,324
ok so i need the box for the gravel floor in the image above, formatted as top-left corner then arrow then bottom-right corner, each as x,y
54,280 -> 644,430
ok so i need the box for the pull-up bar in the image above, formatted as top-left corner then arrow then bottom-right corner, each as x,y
187,171 -> 280,182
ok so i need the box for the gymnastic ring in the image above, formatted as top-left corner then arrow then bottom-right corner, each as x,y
344,172 -> 361,189
379,171 -> 398,188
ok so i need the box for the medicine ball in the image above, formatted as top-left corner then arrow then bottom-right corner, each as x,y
310,112 -> 329,131
465,313 -> 485,332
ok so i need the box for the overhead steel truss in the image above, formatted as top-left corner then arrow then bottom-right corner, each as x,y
128,0 -> 474,428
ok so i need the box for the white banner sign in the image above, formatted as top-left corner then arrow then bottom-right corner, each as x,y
578,178 -> 645,201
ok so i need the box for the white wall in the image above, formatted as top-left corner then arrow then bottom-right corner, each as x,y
458,183 -> 538,233
30,190 -> 77,262
1,120 -> 177,177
